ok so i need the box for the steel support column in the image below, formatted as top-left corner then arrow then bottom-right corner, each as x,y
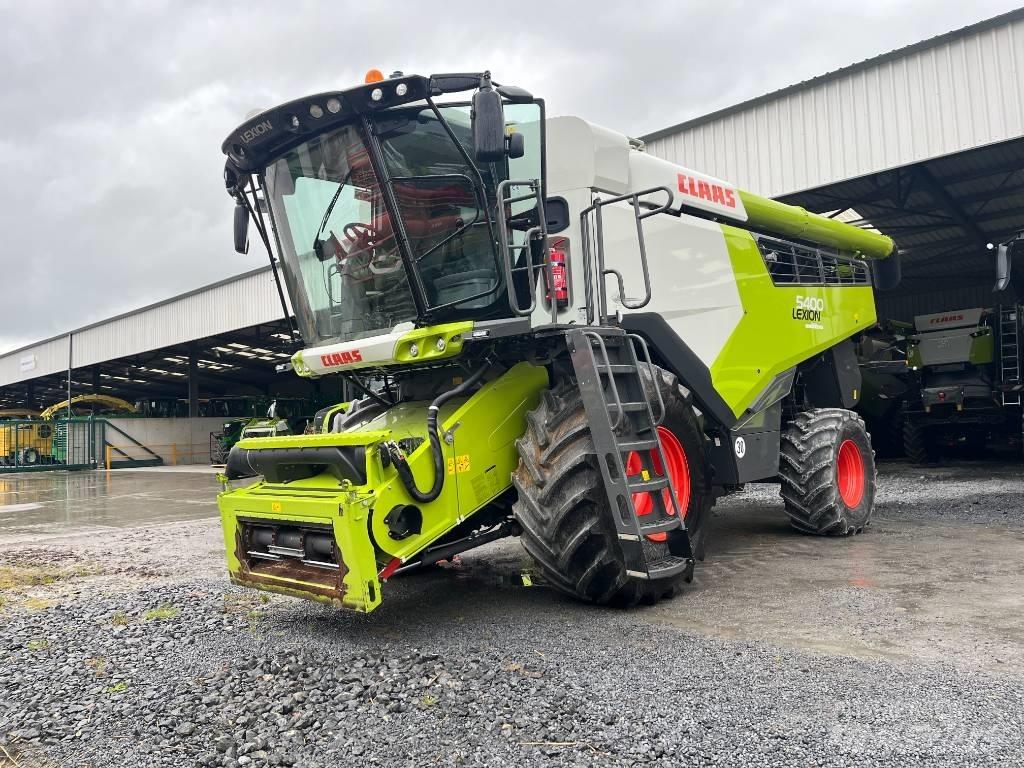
187,342 -> 200,418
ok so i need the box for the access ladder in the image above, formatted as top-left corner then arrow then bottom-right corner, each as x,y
566,327 -> 694,582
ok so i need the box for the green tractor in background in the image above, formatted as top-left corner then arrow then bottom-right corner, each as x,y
898,231 -> 1023,462
854,231 -> 1024,463
210,397 -> 332,464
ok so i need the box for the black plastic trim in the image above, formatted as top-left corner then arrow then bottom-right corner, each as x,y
620,313 -> 737,430
225,445 -> 367,484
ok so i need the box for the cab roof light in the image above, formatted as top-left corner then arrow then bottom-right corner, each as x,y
365,69 -> 384,84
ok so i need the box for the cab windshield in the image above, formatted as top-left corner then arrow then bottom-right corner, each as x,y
263,103 -> 542,346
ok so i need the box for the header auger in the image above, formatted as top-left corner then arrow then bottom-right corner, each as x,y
217,69 -> 898,612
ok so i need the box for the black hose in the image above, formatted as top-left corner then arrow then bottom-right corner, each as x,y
387,362 -> 490,503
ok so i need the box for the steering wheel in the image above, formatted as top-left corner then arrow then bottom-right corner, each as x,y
343,221 -> 378,243
341,221 -> 403,275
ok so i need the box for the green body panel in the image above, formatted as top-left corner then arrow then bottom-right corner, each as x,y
738,191 -> 894,260
969,331 -> 994,365
217,362 -> 548,612
714,225 -> 878,417
906,326 -> 994,369
316,402 -> 353,433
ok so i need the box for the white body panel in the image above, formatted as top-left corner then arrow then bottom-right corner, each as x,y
600,206 -> 743,368
537,117 -> 744,366
545,117 -> 746,222
299,326 -> 413,376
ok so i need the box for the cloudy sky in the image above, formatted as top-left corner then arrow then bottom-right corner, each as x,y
1,0 -> 1020,354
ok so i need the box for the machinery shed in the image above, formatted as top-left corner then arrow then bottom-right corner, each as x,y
641,8 -> 1024,318
0,266 -> 305,414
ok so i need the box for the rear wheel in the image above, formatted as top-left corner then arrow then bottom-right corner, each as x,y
903,416 -> 936,464
512,368 -> 710,606
779,408 -> 875,535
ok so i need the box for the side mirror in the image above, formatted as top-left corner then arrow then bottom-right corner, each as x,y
233,201 -> 250,254
471,85 -> 506,163
506,131 -> 525,159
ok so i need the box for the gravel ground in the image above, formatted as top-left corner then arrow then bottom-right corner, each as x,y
1,461 -> 1023,767
720,460 -> 1024,527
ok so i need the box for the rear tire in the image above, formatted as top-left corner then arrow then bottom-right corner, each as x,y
779,408 -> 875,536
512,368 -> 710,607
903,417 -> 935,464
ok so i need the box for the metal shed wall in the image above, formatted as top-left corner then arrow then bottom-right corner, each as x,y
0,336 -> 70,387
0,267 -> 290,388
643,11 -> 1024,198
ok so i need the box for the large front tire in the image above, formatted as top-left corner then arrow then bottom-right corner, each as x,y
779,408 -> 875,535
512,368 -> 710,607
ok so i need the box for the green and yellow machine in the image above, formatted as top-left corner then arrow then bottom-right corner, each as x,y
217,70 -> 900,612
898,230 -> 1024,461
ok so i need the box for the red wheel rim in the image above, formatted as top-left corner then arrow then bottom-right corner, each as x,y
626,426 -> 691,542
836,439 -> 865,508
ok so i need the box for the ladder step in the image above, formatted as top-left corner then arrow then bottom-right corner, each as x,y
617,438 -> 659,453
595,364 -> 638,375
630,555 -> 691,580
617,401 -> 650,412
627,477 -> 669,493
637,517 -> 682,535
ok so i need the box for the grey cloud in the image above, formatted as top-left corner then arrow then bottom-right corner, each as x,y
1,0 -> 1019,352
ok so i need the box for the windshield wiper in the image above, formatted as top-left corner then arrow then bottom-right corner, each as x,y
312,167 -> 355,260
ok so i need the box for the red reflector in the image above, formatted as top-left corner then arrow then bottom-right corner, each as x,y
378,557 -> 402,581
938,391 -> 946,401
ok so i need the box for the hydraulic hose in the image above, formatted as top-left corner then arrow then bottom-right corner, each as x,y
386,362 -> 490,503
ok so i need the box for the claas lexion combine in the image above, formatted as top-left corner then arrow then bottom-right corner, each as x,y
218,70 -> 901,612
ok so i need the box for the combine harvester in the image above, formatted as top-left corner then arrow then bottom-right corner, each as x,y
216,70 -> 900,611
901,231 -> 1024,462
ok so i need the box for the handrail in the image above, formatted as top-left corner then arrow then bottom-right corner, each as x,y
582,330 -> 625,431
627,333 -> 665,426
495,179 -> 551,321
102,419 -> 163,461
580,186 -> 674,323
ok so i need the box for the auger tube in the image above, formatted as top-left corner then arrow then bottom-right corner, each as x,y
738,191 -> 895,260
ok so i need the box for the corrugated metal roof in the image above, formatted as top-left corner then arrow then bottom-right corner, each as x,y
0,266 -> 292,388
641,9 -> 1024,199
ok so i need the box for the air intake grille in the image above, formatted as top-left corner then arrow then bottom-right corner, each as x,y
757,236 -> 870,287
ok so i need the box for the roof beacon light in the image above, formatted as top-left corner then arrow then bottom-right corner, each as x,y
365,69 -> 385,84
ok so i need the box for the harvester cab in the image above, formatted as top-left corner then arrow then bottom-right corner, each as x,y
218,70 -> 899,612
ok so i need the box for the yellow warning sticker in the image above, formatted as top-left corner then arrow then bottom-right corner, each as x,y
456,454 -> 471,473
641,469 -> 650,481
271,502 -> 282,512
447,457 -> 456,475
521,572 -> 533,587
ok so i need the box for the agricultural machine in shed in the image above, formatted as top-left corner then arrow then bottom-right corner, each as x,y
856,231 -> 1024,463
216,69 -> 900,612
